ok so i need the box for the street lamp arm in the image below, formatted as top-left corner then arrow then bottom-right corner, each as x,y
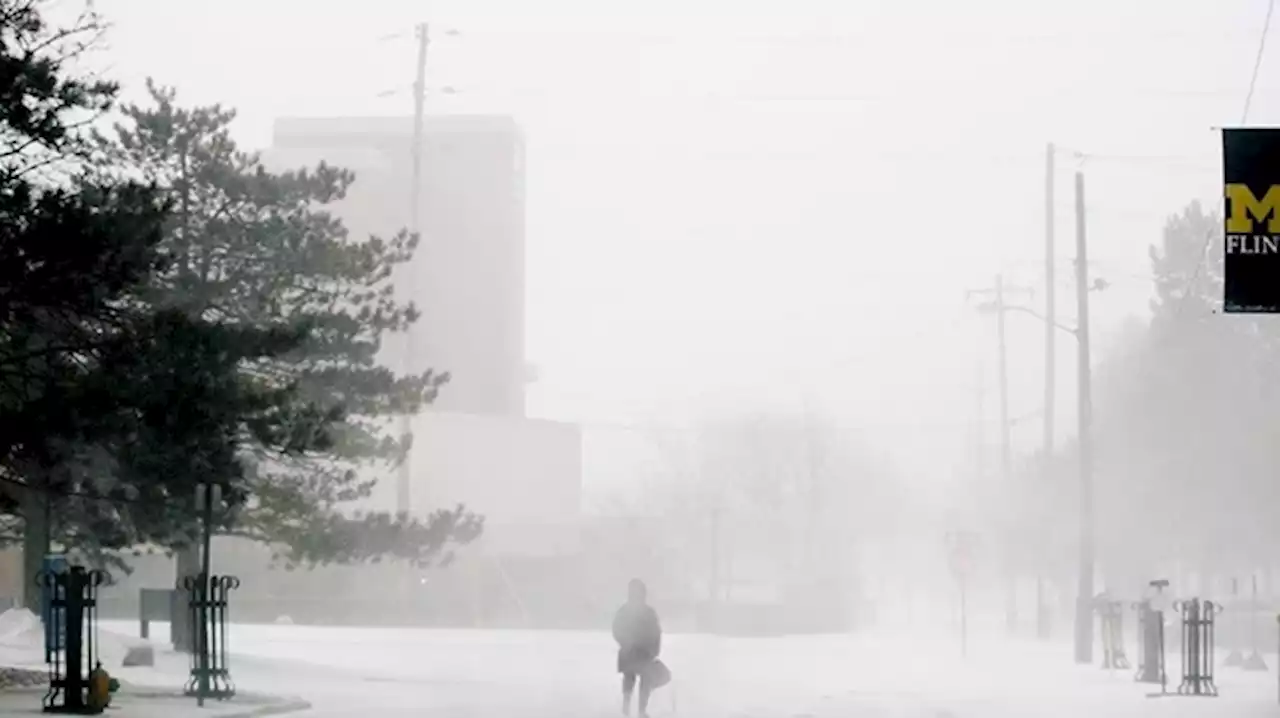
1003,304 -> 1078,337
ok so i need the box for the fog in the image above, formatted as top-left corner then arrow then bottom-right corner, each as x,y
53,0 -> 1280,715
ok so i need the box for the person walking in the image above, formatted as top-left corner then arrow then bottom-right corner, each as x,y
613,578 -> 662,717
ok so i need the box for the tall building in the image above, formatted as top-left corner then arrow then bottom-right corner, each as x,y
91,116 -> 588,629
266,115 -> 527,417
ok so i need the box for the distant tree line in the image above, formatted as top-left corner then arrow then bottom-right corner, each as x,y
1046,199 -> 1274,588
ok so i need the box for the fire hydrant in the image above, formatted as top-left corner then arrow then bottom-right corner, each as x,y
88,662 -> 115,710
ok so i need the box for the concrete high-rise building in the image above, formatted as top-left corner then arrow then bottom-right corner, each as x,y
265,115 -> 527,417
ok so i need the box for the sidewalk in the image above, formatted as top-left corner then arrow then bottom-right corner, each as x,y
0,687 -> 310,718
795,633 -> 1280,718
0,610 -> 311,717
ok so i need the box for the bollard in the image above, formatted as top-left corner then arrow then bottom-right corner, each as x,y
1098,600 -> 1130,670
181,574 -> 239,702
38,565 -> 109,714
1174,598 -> 1219,697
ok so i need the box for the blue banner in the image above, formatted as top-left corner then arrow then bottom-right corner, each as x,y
41,554 -> 67,661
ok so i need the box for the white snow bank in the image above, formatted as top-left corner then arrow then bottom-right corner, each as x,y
0,608 -> 146,671
0,608 -> 42,650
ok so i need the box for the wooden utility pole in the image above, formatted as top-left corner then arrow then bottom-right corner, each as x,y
1072,168 -> 1096,665
995,275 -> 1013,496
975,359 -> 985,483
1043,143 -> 1057,462
397,22 -> 430,517
1039,142 -> 1056,641
995,274 -> 1016,636
967,276 -> 1034,635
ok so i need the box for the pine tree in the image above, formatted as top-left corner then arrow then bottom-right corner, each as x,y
0,0 -> 354,605
94,82 -> 481,582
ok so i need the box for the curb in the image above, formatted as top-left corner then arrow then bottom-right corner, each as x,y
119,690 -> 312,717
0,688 -> 312,717
220,697 -> 313,718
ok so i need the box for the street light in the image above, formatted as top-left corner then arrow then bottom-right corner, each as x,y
977,301 -> 1078,336
974,276 -> 1107,660
376,84 -> 461,99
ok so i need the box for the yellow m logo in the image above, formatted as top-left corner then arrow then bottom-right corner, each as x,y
1226,183 -> 1280,233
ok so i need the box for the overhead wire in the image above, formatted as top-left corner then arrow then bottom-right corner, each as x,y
1172,0 -> 1276,320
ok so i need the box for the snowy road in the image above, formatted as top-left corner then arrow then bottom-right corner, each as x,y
99,621 -> 1280,718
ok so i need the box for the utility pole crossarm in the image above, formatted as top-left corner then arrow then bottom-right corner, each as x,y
966,284 -> 1035,303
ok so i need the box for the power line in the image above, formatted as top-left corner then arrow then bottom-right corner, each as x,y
549,145 -> 1220,178
464,86 -> 1280,108
1243,0 -> 1277,124
1168,0 -> 1275,322
455,26 -> 1264,47
577,414 -> 1025,437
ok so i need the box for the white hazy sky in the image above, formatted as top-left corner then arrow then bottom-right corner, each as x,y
78,0 -> 1276,491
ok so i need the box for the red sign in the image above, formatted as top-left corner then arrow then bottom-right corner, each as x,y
946,531 -> 977,577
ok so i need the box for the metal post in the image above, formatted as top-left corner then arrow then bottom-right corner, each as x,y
62,571 -> 83,712
192,483 -> 220,707
199,491 -> 211,705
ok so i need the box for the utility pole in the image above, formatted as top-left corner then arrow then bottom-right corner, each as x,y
397,22 -> 430,517
411,22 -> 428,240
995,274 -> 1016,636
967,276 -> 1034,635
995,275 -> 1013,500
1039,142 -> 1056,641
974,359 -> 985,483
1072,168 -> 1096,665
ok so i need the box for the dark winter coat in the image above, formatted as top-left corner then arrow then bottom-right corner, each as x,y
613,602 -> 661,674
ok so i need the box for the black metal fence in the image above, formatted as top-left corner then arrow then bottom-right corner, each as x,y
180,573 -> 239,703
1174,598 -> 1219,697
37,565 -> 109,714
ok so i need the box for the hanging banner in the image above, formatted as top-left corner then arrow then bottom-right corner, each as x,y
1223,128 -> 1280,313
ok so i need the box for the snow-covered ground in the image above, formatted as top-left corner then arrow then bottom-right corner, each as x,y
80,619 -> 1280,718
0,609 -> 1268,717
